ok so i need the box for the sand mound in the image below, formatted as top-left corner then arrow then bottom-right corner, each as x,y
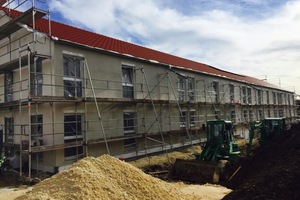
130,145 -> 201,169
16,154 -> 202,200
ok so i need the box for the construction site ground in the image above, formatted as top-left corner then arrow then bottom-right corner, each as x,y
0,123 -> 299,199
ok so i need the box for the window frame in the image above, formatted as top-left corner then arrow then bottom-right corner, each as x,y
122,66 -> 134,98
4,72 -> 13,102
64,114 -> 84,160
63,54 -> 83,98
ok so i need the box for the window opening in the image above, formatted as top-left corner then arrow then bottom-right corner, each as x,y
64,115 -> 83,159
188,77 -> 195,101
229,84 -> 234,102
178,76 -> 186,102
5,117 -> 14,143
31,115 -> 43,146
247,87 -> 252,104
180,111 -> 187,128
5,72 -> 13,102
63,55 -> 82,97
122,67 -> 134,98
212,81 -> 219,103
123,111 -> 136,150
30,59 -> 43,96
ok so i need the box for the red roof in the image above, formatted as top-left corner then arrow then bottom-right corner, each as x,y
1,7 -> 280,90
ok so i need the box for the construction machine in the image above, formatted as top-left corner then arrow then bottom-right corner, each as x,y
171,120 -> 240,183
247,118 -> 286,155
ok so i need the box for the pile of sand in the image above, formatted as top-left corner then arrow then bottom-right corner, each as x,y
130,145 -> 201,169
16,154 -> 203,200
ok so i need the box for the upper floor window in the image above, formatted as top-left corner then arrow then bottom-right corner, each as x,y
122,67 -> 134,98
257,90 -> 263,105
5,72 -> 13,102
30,59 -> 43,96
178,76 -> 186,102
266,91 -> 270,104
187,77 -> 195,101
229,84 -> 234,101
212,81 -> 219,103
63,55 -> 82,97
242,86 -> 247,104
247,87 -> 252,104
273,92 -> 277,104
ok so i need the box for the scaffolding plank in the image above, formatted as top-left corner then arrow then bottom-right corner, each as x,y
0,7 -> 46,40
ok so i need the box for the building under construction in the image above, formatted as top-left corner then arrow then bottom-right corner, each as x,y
0,1 -> 296,175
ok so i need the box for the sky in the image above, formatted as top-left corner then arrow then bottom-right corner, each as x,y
7,0 -> 300,95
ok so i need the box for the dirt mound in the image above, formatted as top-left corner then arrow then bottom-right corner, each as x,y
222,123 -> 300,200
16,154 -> 203,200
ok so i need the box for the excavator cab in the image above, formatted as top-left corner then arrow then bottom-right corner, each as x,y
172,120 -> 240,183
247,118 -> 286,155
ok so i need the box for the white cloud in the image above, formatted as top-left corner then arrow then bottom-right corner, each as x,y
49,0 -> 300,95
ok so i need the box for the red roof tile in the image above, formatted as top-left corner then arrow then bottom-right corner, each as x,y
0,7 -> 281,90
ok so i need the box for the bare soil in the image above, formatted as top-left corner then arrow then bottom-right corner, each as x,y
222,123 -> 300,200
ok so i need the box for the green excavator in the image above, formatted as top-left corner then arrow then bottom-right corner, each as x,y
171,120 -> 240,183
247,118 -> 286,155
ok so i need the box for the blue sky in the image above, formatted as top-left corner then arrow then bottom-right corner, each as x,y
6,0 -> 300,95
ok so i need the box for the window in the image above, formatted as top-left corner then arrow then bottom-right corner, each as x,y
274,109 -> 278,117
64,115 -> 83,159
189,110 -> 195,128
278,93 -> 283,105
4,72 -> 13,102
279,109 -> 284,117
266,91 -> 270,104
178,76 -> 186,102
249,110 -> 253,122
267,109 -> 271,118
30,59 -> 43,96
214,110 -> 220,120
257,90 -> 263,105
243,110 -> 248,122
180,111 -> 187,128
242,86 -> 247,104
63,55 -> 82,97
259,110 -> 263,120
187,77 -> 195,101
122,67 -> 134,98
212,81 -> 219,103
231,110 -> 236,123
247,87 -> 252,104
273,92 -> 277,104
288,94 -> 291,105
4,117 -> 14,143
229,84 -> 234,102
31,115 -> 43,146
123,111 -> 136,150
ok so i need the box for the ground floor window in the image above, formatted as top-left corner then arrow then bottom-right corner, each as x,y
4,117 -> 14,143
64,115 -> 83,160
31,115 -> 43,146
124,111 -> 136,150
